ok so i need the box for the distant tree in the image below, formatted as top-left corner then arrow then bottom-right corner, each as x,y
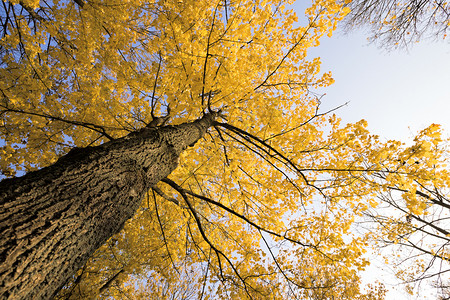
342,0 -> 450,48
341,1 -> 450,294
437,282 -> 450,300
0,0 -> 449,299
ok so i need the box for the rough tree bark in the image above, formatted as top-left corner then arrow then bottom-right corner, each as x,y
0,113 -> 217,299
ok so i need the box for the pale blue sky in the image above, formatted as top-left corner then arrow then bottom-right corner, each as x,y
292,2 -> 450,298
309,25 -> 450,142
292,1 -> 450,142
307,31 -> 450,299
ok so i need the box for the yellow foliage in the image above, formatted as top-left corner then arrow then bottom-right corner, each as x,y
2,0 -> 449,299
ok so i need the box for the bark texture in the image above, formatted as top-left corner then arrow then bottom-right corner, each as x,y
0,113 -> 217,299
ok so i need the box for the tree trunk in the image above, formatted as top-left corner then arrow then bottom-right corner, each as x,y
0,113 -> 216,299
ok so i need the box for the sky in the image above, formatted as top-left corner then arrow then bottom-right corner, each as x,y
309,27 -> 450,142
1,2 -> 448,298
310,32 -> 450,300
292,1 -> 450,299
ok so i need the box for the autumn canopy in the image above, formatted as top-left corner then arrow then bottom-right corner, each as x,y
0,0 -> 449,299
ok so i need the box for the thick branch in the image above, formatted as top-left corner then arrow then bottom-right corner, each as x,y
0,113 -> 217,299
